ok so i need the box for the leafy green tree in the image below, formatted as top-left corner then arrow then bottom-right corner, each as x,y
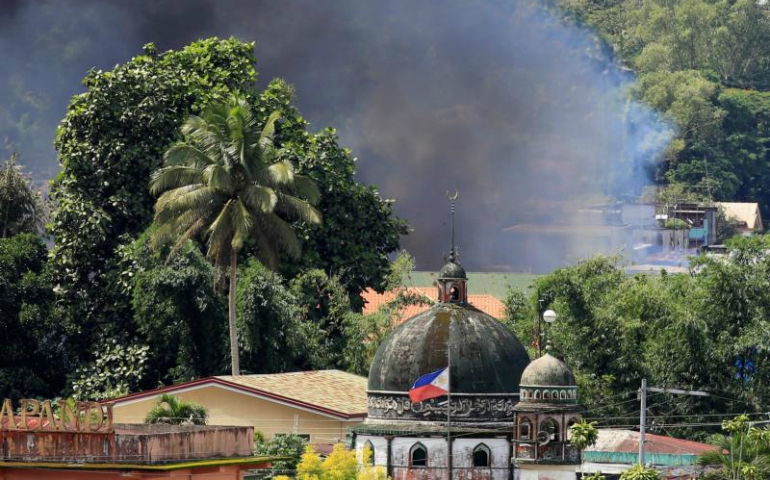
0,233 -> 70,398
236,259 -> 306,374
144,393 -> 208,426
69,342 -> 149,401
50,38 -> 259,357
290,269 -> 351,369
127,235 -> 226,384
150,94 -> 321,375
0,153 -> 46,238
255,434 -> 309,476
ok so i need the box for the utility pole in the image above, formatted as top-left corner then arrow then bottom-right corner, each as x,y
638,379 -> 646,466
637,379 -> 709,466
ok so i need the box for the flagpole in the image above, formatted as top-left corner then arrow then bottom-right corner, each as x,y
446,335 -> 452,480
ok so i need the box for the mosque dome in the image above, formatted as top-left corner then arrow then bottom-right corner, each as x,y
517,344 -> 578,405
366,302 -> 531,423
438,260 -> 466,280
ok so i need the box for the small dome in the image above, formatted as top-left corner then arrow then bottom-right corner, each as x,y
439,261 -> 466,279
519,351 -> 576,388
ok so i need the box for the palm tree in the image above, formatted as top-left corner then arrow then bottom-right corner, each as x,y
149,95 -> 321,375
144,393 -> 208,426
698,416 -> 770,480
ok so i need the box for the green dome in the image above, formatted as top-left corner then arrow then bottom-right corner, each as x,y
519,352 -> 576,387
438,261 -> 467,279
368,303 -> 530,394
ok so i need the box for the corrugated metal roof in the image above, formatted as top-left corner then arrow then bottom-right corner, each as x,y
403,271 -> 539,299
587,429 -> 717,455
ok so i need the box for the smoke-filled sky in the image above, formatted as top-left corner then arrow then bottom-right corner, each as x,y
0,0 -> 673,272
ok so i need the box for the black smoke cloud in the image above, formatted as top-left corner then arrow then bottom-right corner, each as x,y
0,0 -> 672,272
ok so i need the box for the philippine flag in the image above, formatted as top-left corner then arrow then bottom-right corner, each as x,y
408,367 -> 450,403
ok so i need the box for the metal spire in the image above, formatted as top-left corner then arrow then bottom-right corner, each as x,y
447,190 -> 459,263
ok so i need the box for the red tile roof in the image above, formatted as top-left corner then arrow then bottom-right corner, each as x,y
361,287 -> 506,320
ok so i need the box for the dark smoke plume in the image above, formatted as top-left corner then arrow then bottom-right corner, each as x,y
0,0 -> 672,272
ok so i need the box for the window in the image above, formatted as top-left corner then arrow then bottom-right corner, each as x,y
520,419 -> 532,440
543,391 -> 550,400
363,440 -> 375,465
540,418 -> 559,442
472,444 -> 490,467
410,443 -> 427,467
560,390 -> 567,400
534,390 -> 541,400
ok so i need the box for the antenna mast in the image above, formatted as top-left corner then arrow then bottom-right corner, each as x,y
447,190 -> 459,262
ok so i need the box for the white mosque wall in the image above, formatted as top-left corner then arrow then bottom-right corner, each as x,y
355,435 -> 512,480
355,435 -> 389,466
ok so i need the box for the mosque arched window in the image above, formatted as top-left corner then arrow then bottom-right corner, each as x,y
560,390 -> 567,400
540,418 -> 560,442
519,418 -> 532,440
472,444 -> 491,467
551,390 -> 559,400
534,390 -> 541,400
410,443 -> 427,468
363,440 -> 375,465
543,391 -> 550,400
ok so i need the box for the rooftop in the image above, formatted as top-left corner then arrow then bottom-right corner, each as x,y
110,370 -> 368,419
585,429 -> 718,467
716,201 -> 763,230
361,287 -> 506,319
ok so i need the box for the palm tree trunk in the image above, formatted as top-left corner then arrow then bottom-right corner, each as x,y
228,249 -> 240,376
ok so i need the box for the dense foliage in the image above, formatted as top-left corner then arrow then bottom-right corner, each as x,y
559,0 -> 770,220
506,234 -> 770,440
42,37 -> 405,388
0,234 -> 69,398
699,415 -> 770,480
0,154 -> 46,238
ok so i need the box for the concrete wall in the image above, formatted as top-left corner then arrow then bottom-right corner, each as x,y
355,435 -> 510,480
0,465 -> 261,479
112,385 -> 358,445
516,464 -> 577,480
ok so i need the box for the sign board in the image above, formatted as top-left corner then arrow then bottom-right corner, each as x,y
0,399 -> 113,433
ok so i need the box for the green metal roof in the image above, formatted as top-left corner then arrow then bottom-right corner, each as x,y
404,271 -> 539,299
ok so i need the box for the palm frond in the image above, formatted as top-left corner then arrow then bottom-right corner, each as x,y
231,198 -> 255,252
206,199 -> 235,264
276,193 -> 322,225
202,164 -> 233,192
260,110 -> 282,143
154,185 -> 219,222
242,185 -> 277,213
290,175 -> 321,205
255,212 -> 302,260
162,144 -> 215,169
267,160 -> 295,186
149,165 -> 205,196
